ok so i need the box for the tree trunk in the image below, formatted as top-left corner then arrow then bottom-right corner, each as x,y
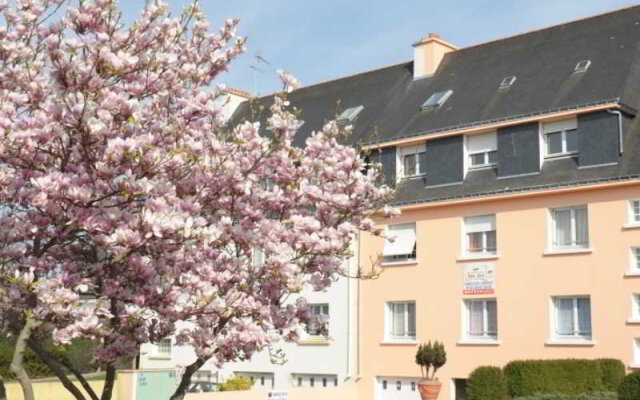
0,375 -> 6,400
27,339 -> 89,400
169,358 -> 207,400
10,317 -> 41,400
57,357 -> 100,400
100,364 -> 116,400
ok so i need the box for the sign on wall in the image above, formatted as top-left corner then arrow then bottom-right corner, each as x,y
463,264 -> 495,294
268,391 -> 288,400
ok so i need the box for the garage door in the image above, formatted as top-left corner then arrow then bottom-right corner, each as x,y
375,376 -> 420,400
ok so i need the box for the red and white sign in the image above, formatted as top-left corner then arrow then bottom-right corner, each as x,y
463,264 -> 495,294
268,391 -> 288,400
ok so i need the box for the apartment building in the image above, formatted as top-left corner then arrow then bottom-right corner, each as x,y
230,5 -> 640,400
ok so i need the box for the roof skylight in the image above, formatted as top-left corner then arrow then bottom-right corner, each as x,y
421,90 -> 453,111
499,76 -> 516,89
574,60 -> 591,73
338,105 -> 364,122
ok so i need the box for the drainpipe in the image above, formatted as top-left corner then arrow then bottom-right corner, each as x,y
606,109 -> 624,155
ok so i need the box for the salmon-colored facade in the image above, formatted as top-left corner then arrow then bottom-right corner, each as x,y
357,183 -> 640,400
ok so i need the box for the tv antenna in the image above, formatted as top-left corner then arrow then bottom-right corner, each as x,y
249,52 -> 271,95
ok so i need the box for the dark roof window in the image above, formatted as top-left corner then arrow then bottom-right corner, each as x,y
338,105 -> 364,122
421,90 -> 453,111
574,60 -> 591,73
499,76 -> 517,89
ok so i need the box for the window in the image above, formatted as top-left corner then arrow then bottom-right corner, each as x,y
631,294 -> 640,321
298,377 -> 302,387
464,215 -> 497,255
156,338 -> 172,357
550,206 -> 589,249
631,248 -> 640,274
398,144 -> 426,178
634,339 -> 640,365
467,132 -> 497,169
334,377 -> 338,387
421,90 -> 453,111
338,105 -> 364,122
630,200 -> 640,224
543,118 -> 578,158
574,60 -> 591,73
383,223 -> 417,264
552,296 -> 592,339
396,381 -> 401,391
252,248 -> 265,267
386,301 -> 416,340
464,299 -> 498,340
306,304 -> 329,336
499,76 -> 516,89
322,378 -> 327,387
310,378 -> 314,387
382,380 -> 387,390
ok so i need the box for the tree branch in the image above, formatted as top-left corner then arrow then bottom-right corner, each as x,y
57,356 -> 100,400
26,339 -> 87,400
10,317 -> 41,400
100,364 -> 116,400
169,357 -> 207,400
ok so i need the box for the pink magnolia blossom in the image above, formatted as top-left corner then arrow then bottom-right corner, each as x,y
0,1 -> 396,399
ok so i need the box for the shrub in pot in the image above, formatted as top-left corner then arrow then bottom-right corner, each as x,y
415,341 -> 447,400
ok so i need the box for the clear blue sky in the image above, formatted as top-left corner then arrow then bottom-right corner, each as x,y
121,0 -> 638,95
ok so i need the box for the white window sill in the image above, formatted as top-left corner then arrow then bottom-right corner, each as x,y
468,164 -> 497,172
380,339 -> 418,346
381,260 -> 418,267
544,152 -> 578,160
457,339 -> 501,346
457,254 -> 500,262
543,248 -> 594,256
148,355 -> 172,360
627,318 -> 640,324
629,363 -> 640,369
298,337 -> 331,346
545,339 -> 596,346
624,270 -> 640,277
623,223 -> 640,230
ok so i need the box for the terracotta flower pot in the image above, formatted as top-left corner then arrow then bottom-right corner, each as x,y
417,380 -> 442,400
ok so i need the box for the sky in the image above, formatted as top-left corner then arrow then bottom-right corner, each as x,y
119,0 -> 639,96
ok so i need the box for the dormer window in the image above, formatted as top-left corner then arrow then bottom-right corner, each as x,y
467,132 -> 497,170
543,117 -> 578,158
421,90 -> 452,111
338,105 -> 364,122
574,60 -> 591,73
397,144 -> 426,179
499,76 -> 516,89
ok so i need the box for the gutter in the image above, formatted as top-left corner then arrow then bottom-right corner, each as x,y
606,109 -> 624,155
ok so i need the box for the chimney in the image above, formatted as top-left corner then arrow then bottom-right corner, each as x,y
412,33 -> 458,79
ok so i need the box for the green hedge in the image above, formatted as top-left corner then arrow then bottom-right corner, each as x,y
595,359 -> 624,391
618,372 -> 640,400
468,366 -> 509,400
503,359 -> 620,397
514,391 -> 616,400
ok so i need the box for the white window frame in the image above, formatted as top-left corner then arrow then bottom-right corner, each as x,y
634,339 -> 640,367
629,247 -> 640,275
154,338 -> 172,358
549,206 -> 589,250
543,118 -> 578,159
385,301 -> 416,341
463,215 -> 497,257
630,294 -> 640,323
383,223 -> 417,265
466,132 -> 497,171
629,200 -> 640,226
306,303 -> 329,337
551,296 -> 592,341
396,144 -> 426,180
463,298 -> 498,341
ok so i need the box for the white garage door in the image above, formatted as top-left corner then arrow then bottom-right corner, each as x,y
376,376 -> 421,400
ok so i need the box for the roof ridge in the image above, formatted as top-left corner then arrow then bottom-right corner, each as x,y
456,4 -> 640,53
250,60 -> 412,102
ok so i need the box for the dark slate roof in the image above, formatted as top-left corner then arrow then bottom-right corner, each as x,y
228,62 -> 411,147
229,6 -> 640,206
392,115 -> 640,206
368,5 -> 640,144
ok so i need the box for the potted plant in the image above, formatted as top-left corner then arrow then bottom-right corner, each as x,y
415,341 -> 447,400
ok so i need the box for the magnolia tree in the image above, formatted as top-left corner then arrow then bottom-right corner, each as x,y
0,1 -> 396,399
